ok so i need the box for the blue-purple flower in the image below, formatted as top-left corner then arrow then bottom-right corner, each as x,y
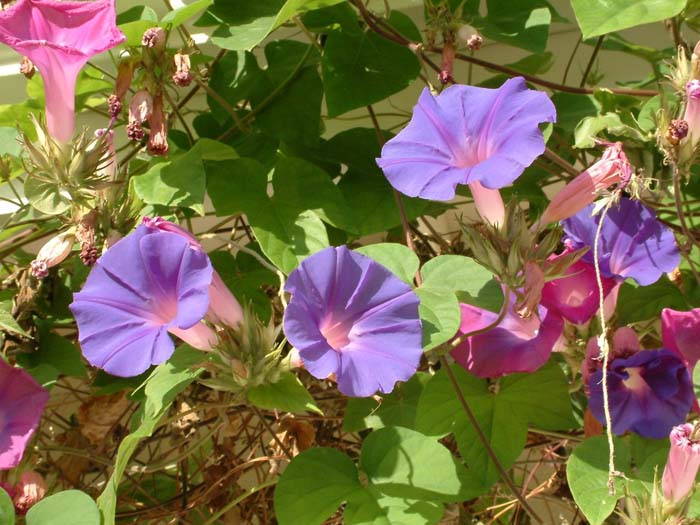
451,298 -> 564,378
376,77 -> 556,201
588,348 -> 693,439
283,246 -> 423,397
0,360 -> 49,470
70,224 -> 214,377
562,198 -> 680,286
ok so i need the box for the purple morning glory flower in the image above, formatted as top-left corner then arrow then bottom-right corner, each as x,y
588,348 -> 693,439
376,77 -> 556,201
283,246 -> 423,397
0,360 -> 49,470
70,225 -> 213,377
562,198 -> 680,286
451,299 -> 564,378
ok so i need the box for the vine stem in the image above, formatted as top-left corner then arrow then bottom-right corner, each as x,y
592,199 -> 617,495
439,356 -> 543,524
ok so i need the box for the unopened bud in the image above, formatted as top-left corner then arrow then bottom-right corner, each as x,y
19,57 -> 34,79
172,53 -> 193,87
142,27 -> 166,49
12,471 -> 46,515
31,231 -> 75,278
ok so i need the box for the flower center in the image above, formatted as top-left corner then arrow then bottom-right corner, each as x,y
320,316 -> 351,351
622,366 -> 645,391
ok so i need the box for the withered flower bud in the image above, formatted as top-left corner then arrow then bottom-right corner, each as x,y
19,57 -> 34,79
76,209 -> 98,266
31,231 -> 75,278
439,42 -> 455,85
147,92 -> 169,156
107,94 -> 121,118
172,52 -> 192,87
667,118 -> 689,146
467,34 -> 483,51
142,27 -> 166,49
126,90 -> 153,141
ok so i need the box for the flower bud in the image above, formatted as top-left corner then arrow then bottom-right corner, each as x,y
666,119 -> 689,146
12,471 -> 46,515
172,52 -> 192,87
107,94 -> 121,119
537,142 -> 631,226
31,231 -> 75,278
127,90 -> 153,142
19,57 -> 34,79
663,423 -> 700,503
147,93 -> 169,156
516,262 -> 545,318
115,60 -> 135,101
439,42 -> 455,85
142,27 -> 166,49
467,34 -> 483,51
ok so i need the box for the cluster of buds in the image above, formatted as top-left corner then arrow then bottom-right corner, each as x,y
200,306 -> 286,393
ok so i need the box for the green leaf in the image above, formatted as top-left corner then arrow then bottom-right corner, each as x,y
420,255 -> 499,309
24,177 -> 70,216
347,490 -> 443,525
415,366 -> 528,492
248,371 -> 322,414
566,436 -> 631,525
210,0 -> 345,51
207,157 -> 269,216
161,0 -> 213,28
0,487 -> 14,525
478,0 -> 552,53
354,244 -> 419,285
617,277 -> 688,325
117,5 -> 158,24
322,17 -> 420,116
0,128 -> 22,156
27,490 -> 99,525
360,427 -> 473,502
97,346 -> 203,523
415,288 -> 460,351
574,112 -> 647,148
343,373 -> 429,432
551,92 -> 599,131
17,330 -> 87,386
570,0 -> 686,39
274,447 -> 362,525
250,206 -> 329,274
0,300 -> 28,337
118,20 -> 156,47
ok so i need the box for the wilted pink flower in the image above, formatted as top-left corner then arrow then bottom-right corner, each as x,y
142,26 -> 166,49
172,53 -> 192,87
663,423 -> 700,502
127,90 -> 153,141
0,0 -> 125,143
30,230 -> 74,278
0,360 -> 48,469
538,142 -> 631,226
147,93 -> 169,156
12,471 -> 46,515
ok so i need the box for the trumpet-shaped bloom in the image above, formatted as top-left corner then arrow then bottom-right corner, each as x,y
283,246 -> 423,397
70,225 -> 213,377
662,423 -> 700,502
0,360 -> 49,470
451,298 -> 564,378
541,249 -> 617,325
562,199 -> 680,286
0,0 -> 124,143
662,308 -> 700,372
588,348 -> 693,439
376,77 -> 556,201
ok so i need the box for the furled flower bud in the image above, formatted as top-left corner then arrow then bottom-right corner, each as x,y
12,471 -> 46,515
439,41 -> 455,85
536,142 -> 631,227
19,56 -> 34,79
467,34 -> 483,51
667,118 -> 689,146
31,231 -> 75,278
681,80 -> 700,160
127,90 -> 153,141
107,94 -> 121,119
662,423 -> 700,503
172,52 -> 192,87
147,92 -> 169,156
76,209 -> 98,266
142,27 -> 166,49
115,60 -> 134,100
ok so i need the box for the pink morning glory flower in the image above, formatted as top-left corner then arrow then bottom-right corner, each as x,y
662,308 -> 700,373
376,77 -> 556,202
0,0 -> 125,142
70,224 -> 214,377
451,297 -> 564,378
0,360 -> 49,470
663,423 -> 700,503
283,246 -> 423,397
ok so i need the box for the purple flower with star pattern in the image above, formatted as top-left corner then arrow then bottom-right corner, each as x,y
588,348 -> 693,439
562,198 -> 680,286
70,224 -> 214,377
376,77 -> 556,201
0,360 -> 49,470
283,246 -> 423,397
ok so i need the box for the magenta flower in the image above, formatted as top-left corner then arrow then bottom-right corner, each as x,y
70,224 -> 214,377
663,423 -> 700,502
376,77 -> 555,202
662,308 -> 700,372
0,0 -> 125,142
540,249 -> 618,325
538,142 -> 632,226
451,298 -> 564,378
683,80 -> 700,156
283,246 -> 423,397
588,347 -> 693,439
562,198 -> 680,286
0,360 -> 49,470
